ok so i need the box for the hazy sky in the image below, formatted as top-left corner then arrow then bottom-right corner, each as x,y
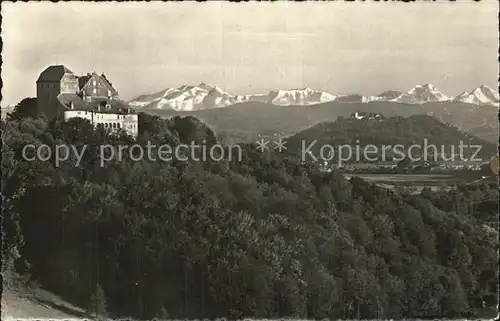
1,1 -> 498,106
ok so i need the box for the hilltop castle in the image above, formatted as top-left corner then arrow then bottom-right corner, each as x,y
36,65 -> 138,137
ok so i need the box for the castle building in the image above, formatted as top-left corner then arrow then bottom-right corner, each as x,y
36,65 -> 138,137
350,111 -> 383,120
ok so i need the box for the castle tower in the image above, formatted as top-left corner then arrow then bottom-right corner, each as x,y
36,65 -> 79,120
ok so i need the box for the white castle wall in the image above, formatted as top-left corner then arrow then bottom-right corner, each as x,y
64,110 -> 138,138
64,110 -> 93,122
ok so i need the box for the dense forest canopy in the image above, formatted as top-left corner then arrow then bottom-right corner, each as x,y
2,110 -> 498,319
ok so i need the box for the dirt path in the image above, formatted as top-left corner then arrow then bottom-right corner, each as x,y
2,285 -> 86,319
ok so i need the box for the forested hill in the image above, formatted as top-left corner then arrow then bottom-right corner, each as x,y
2,112 -> 498,320
286,114 -> 497,160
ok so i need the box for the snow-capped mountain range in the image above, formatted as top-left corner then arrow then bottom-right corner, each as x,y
129,84 -> 337,111
129,83 -> 499,111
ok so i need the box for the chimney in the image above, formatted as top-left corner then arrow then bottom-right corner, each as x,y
70,102 -> 74,110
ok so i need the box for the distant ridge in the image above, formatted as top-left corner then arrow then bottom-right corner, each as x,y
286,114 -> 497,159
378,90 -> 404,100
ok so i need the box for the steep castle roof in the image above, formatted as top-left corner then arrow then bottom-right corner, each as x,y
78,75 -> 91,90
58,93 -> 89,110
100,74 -> 118,95
37,65 -> 74,82
77,72 -> 118,96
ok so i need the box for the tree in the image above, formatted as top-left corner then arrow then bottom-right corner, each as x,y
88,284 -> 108,319
442,273 -> 470,317
155,305 -> 169,319
7,98 -> 38,121
1,119 -> 27,279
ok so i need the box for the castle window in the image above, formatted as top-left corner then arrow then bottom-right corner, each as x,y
117,123 -> 121,129
113,123 -> 116,128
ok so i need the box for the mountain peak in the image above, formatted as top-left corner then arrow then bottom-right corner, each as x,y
270,88 -> 336,106
477,84 -> 495,91
455,85 -> 499,105
207,86 -> 226,96
392,84 -> 449,104
197,82 -> 213,91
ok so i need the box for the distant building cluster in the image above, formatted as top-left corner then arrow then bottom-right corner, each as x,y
350,112 -> 383,120
36,65 -> 138,137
